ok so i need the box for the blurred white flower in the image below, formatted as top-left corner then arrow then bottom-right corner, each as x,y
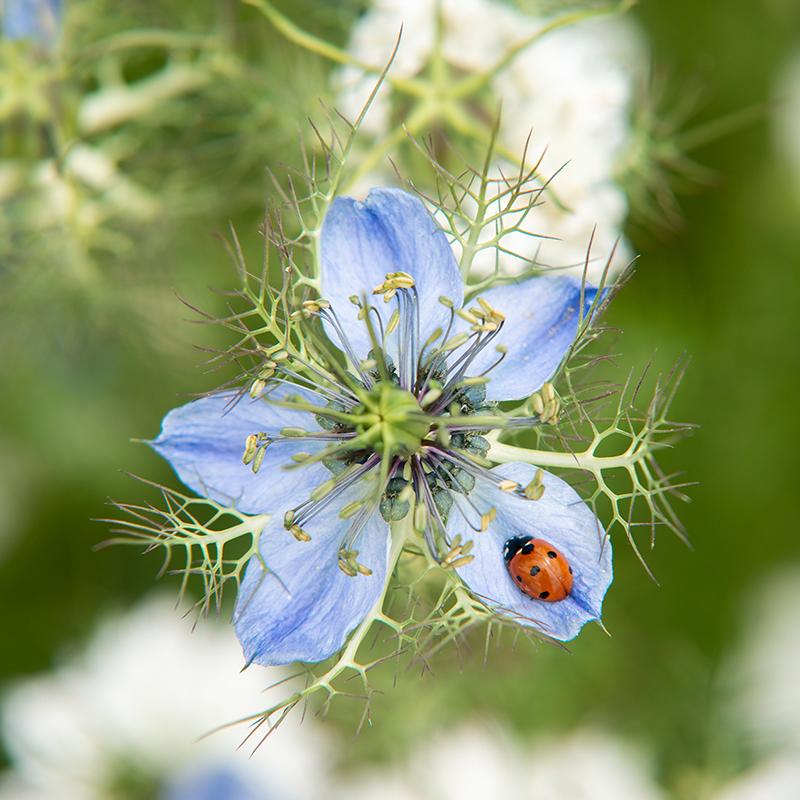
726,566 -> 800,755
337,0 -> 644,280
774,51 -> 800,191
338,722 -> 665,800
0,595 -> 332,800
713,755 -> 800,800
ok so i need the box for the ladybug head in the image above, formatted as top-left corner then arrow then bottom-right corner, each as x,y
502,535 -> 534,563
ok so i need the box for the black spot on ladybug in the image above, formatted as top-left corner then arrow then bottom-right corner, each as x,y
521,543 -> 534,555
516,575 -> 522,582
503,536 -> 532,563
547,550 -> 557,559
569,566 -> 573,574
539,591 -> 550,599
529,566 -> 540,576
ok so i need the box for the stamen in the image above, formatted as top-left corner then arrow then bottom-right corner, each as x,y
289,455 -> 379,530
523,469 -> 546,501
372,271 -> 415,302
318,306 -> 374,389
528,382 -> 560,424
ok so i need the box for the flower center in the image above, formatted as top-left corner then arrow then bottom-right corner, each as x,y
356,381 -> 429,458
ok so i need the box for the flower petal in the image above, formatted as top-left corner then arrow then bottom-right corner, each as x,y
164,767 -> 262,800
449,462 -> 612,641
234,503 -> 390,665
151,389 -> 330,515
321,188 -> 463,357
3,0 -> 61,44
465,276 -> 602,401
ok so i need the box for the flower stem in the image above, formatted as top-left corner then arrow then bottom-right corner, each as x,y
489,440 -> 641,472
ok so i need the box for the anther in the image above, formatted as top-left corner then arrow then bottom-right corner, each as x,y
249,378 -> 267,399
242,434 -> 260,465
414,502 -> 428,533
279,427 -> 308,437
372,271 -> 415,302
339,500 -> 365,519
289,524 -> 311,542
523,469 -> 546,501
252,445 -> 267,473
310,479 -> 336,502
386,309 -> 401,335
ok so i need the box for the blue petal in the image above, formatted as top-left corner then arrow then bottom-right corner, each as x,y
465,276 -> 602,402
321,188 -> 463,358
449,462 -> 612,641
151,389 -> 330,516
3,0 -> 61,43
234,501 -> 390,665
163,767 -> 262,800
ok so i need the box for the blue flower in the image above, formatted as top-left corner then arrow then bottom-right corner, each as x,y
152,188 -> 612,666
2,0 -> 62,45
163,766 -> 264,800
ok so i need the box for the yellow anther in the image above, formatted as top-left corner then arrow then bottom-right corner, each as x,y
289,525 -> 311,543
386,308 -> 401,334
242,434 -> 259,465
455,308 -> 479,325
372,271 -> 415,301
280,427 -> 307,437
441,332 -> 470,352
339,500 -> 365,519
523,469 -> 546,501
310,479 -> 336,502
465,298 -> 505,332
257,361 -> 277,380
252,445 -> 267,474
249,378 -> 267,399
498,480 -> 519,492
477,296 -> 505,321
480,507 -> 497,532
337,560 -> 357,577
300,299 -> 330,317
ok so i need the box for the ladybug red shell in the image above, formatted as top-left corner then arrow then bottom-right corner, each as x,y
503,535 -> 573,602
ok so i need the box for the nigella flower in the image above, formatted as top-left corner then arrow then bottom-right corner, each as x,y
152,188 -> 612,667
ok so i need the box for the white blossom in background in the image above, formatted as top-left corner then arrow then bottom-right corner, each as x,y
337,0 -> 645,280
338,723 -> 666,800
773,51 -> 800,190
713,756 -> 800,800
725,567 -> 800,755
0,595 -> 332,800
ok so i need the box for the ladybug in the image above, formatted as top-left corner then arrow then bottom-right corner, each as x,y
503,535 -> 573,602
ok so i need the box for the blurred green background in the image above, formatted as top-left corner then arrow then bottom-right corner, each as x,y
1,0 -> 798,797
